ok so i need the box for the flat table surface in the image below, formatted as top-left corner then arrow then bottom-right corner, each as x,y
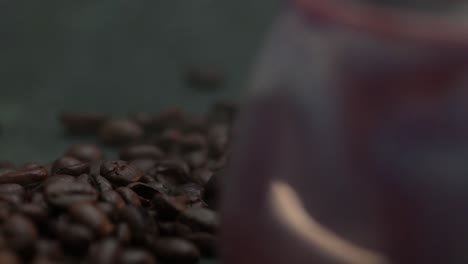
0,1 -> 280,263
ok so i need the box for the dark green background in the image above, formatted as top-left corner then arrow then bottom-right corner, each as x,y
0,0 -> 280,166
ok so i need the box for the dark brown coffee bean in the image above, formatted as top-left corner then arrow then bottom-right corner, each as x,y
119,145 -> 163,161
158,222 -> 192,238
130,160 -> 158,174
88,238 -> 120,264
101,191 -> 125,209
127,182 -> 161,200
190,168 -> 214,185
3,214 -> 38,254
116,187 -> 141,207
0,184 -> 24,195
152,160 -> 190,186
22,162 -> 43,170
186,66 -> 224,88
179,208 -> 219,233
45,181 -> 98,208
98,120 -> 144,145
184,151 -> 207,169
32,256 -> 59,264
0,250 -> 21,264
69,203 -> 113,236
42,174 -> 75,187
51,156 -> 89,176
60,112 -> 110,135
19,204 -> 48,225
35,239 -> 62,259
180,133 -> 207,152
187,232 -> 217,257
118,206 -> 149,243
119,249 -> 156,264
147,181 -> 169,194
154,237 -> 200,264
58,223 -> 94,254
96,202 -> 115,219
65,144 -> 104,162
0,165 -> 48,185
76,174 -> 91,185
203,173 -> 218,209
115,223 -> 131,244
152,194 -> 187,220
100,160 -> 143,186
95,175 -> 113,193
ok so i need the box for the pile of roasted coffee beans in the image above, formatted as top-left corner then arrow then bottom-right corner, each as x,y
0,103 -> 236,264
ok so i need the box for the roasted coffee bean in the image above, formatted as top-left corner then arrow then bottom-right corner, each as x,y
41,174 -> 75,190
118,206 -> 148,243
0,250 -> 21,264
154,237 -> 200,264
65,144 -> 104,162
186,66 -> 224,88
127,182 -> 161,200
76,174 -> 91,185
98,119 -> 144,145
152,160 -> 190,186
152,194 -> 187,220
19,204 -> 48,225
101,191 -> 126,209
4,214 -> 38,254
0,184 -> 24,195
100,160 -> 143,186
119,249 -> 156,264
115,223 -> 131,244
187,232 -> 217,257
96,202 -> 116,219
35,239 -> 62,260
190,168 -> 214,185
69,203 -> 114,236
0,165 -> 48,185
87,238 -> 120,264
184,151 -> 207,169
153,128 -> 183,151
158,222 -> 192,238
116,187 -> 141,207
51,156 -> 89,176
45,181 -> 98,208
95,175 -> 113,193
180,133 -> 207,152
57,223 -> 94,254
60,112 -> 110,134
179,208 -> 219,233
130,160 -> 158,174
119,144 -> 163,161
203,173 -> 218,209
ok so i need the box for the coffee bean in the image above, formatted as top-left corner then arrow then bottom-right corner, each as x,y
152,160 -> 190,186
65,144 -> 104,162
88,238 -> 120,264
60,112 -> 109,135
76,174 -> 92,185
96,202 -> 116,219
190,168 -> 214,185
95,175 -> 113,193
41,174 -> 75,189
0,184 -> 25,195
35,239 -> 63,260
19,204 -> 48,225
101,160 -> 143,186
0,250 -> 21,264
51,156 -> 89,176
0,165 -> 48,185
119,145 -> 164,161
187,232 -> 217,257
203,173 -> 218,209
118,206 -> 149,243
154,237 -> 200,264
45,181 -> 98,208
127,182 -> 161,200
179,208 -> 219,233
69,203 -> 114,236
158,222 -> 192,238
57,223 -> 94,254
98,120 -> 144,145
116,187 -> 141,207
130,159 -> 158,174
153,128 -> 183,152
184,151 -> 207,169
101,190 -> 126,209
119,249 -> 156,264
180,133 -> 207,152
152,194 -> 187,220
115,223 -> 131,244
3,214 -> 38,254
186,66 -> 224,88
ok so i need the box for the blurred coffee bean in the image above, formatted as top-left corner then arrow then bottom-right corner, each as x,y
130,159 -> 158,174
190,169 -> 213,185
65,144 -> 104,162
101,190 -> 126,209
120,145 -> 163,161
128,182 -> 161,200
98,120 -> 144,145
152,159 -> 190,186
203,173 -> 218,209
152,194 -> 187,220
45,181 -> 98,208
0,165 -> 48,185
35,239 -> 63,260
180,133 -> 207,152
95,175 -> 113,193
69,203 -> 113,236
184,151 -> 207,169
186,66 -> 224,88
153,128 -> 183,152
100,160 -> 143,186
158,222 -> 192,238
51,156 -> 89,176
0,250 -> 21,264
88,238 -> 120,264
96,202 -> 116,219
187,232 -> 218,257
0,184 -> 24,195
115,223 -> 131,244
119,249 -> 156,264
179,208 -> 219,233
41,174 -> 75,189
116,187 -> 142,207
76,174 -> 91,185
60,112 -> 109,135
154,237 -> 200,264
19,204 -> 48,225
58,223 -> 94,255
3,214 -> 38,254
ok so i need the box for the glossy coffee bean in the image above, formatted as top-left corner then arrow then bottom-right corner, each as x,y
119,144 -> 164,161
3,214 -> 38,254
65,144 -> 104,162
154,237 -> 200,264
95,175 -> 113,193
100,160 -> 143,186
98,119 -> 144,145
0,165 -> 48,185
45,181 -> 98,208
179,208 -> 219,233
69,203 -> 114,236
127,182 -> 161,200
152,194 -> 187,220
116,187 -> 141,207
101,190 -> 126,209
51,156 -> 89,176
60,112 -> 110,134
152,160 -> 190,186
119,249 -> 156,264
